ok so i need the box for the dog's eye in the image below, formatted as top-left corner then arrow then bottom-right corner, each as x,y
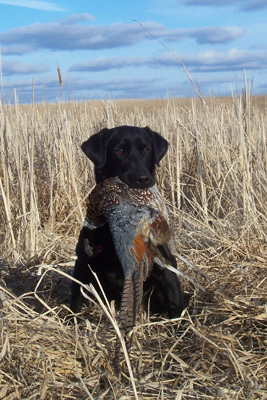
142,147 -> 150,155
115,147 -> 126,156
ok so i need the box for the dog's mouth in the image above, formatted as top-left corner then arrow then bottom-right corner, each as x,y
119,173 -> 155,189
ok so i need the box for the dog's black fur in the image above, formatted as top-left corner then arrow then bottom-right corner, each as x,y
70,126 -> 184,318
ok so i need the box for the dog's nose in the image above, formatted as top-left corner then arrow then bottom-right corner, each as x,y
136,175 -> 150,187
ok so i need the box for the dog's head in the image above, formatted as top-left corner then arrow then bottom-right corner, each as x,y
81,125 -> 168,189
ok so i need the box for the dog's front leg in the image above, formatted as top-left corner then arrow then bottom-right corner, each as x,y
70,227 -> 97,314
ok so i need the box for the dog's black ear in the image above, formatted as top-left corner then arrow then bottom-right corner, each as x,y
81,128 -> 110,168
143,126 -> 169,165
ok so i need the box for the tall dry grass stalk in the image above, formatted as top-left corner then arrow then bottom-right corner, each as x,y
0,91 -> 266,399
57,63 -> 63,87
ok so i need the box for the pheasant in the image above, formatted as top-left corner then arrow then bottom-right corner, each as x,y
84,176 -> 180,372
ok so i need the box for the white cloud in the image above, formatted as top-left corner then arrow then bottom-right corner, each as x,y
0,20 -> 164,52
0,0 -> 66,11
190,26 -> 244,44
1,75 -> 164,103
62,14 -> 95,25
180,0 -> 267,11
1,45 -> 32,55
70,49 -> 267,73
182,48 -> 267,72
70,57 -> 146,72
2,60 -> 49,76
0,18 -> 244,55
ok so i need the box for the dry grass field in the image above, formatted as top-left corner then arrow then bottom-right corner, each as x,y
0,92 -> 266,399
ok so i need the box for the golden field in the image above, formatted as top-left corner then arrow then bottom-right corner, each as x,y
0,93 -> 266,399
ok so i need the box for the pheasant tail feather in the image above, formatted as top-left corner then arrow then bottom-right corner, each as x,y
114,269 -> 144,374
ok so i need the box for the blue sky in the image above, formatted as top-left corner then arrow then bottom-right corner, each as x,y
0,0 -> 267,103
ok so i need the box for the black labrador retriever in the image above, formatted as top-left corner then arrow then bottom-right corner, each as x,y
70,126 -> 184,318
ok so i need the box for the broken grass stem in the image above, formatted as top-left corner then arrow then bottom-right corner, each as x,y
154,256 -> 205,291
